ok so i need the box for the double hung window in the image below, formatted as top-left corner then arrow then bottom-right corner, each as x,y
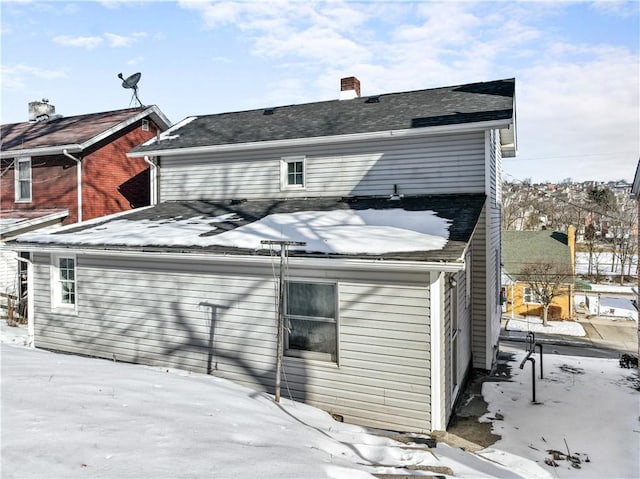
281,156 -> 305,190
52,255 -> 76,311
15,157 -> 32,202
285,281 -> 337,362
523,286 -> 540,304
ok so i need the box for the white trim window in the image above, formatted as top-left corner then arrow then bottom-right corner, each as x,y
51,255 -> 77,311
285,280 -> 337,362
15,157 -> 32,202
281,156 -> 305,190
522,286 -> 541,305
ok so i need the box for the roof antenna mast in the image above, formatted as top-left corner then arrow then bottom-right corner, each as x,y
117,72 -> 144,107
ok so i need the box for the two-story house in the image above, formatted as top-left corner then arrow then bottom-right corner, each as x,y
10,77 -> 516,433
0,102 -> 171,320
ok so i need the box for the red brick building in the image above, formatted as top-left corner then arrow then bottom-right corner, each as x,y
0,103 -> 170,314
1,102 -> 171,226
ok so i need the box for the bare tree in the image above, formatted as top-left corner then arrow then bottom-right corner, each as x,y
519,262 -> 573,325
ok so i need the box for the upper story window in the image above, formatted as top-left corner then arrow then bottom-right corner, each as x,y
141,119 -> 150,131
281,156 -> 305,190
15,157 -> 32,203
285,280 -> 337,362
51,254 -> 77,312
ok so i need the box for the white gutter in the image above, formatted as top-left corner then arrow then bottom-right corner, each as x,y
10,245 -> 466,273
430,271 -> 445,430
63,149 -> 82,222
127,118 -> 513,159
143,156 -> 158,205
0,144 -> 82,160
14,254 -> 34,348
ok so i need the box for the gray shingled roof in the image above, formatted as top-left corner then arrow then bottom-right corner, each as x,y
502,230 -> 572,278
132,79 -> 514,153
14,194 -> 485,262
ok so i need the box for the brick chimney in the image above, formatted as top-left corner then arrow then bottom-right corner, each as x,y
340,76 -> 361,100
29,99 -> 55,122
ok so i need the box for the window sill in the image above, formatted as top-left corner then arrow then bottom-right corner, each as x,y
51,305 -> 78,315
14,199 -> 32,204
284,354 -> 339,368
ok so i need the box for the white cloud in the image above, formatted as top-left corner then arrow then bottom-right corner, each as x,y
179,0 -> 374,68
53,35 -> 103,49
127,56 -> 144,66
104,31 -> 147,47
513,44 -> 639,181
0,64 -> 67,90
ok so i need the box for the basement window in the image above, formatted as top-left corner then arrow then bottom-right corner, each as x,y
285,281 -> 337,362
281,156 -> 305,190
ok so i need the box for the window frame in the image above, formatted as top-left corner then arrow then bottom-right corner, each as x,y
284,279 -> 338,363
14,157 -> 32,203
280,156 -> 306,190
522,286 -> 541,305
51,254 -> 77,313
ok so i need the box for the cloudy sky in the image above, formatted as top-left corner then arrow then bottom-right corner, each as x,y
1,1 -> 638,183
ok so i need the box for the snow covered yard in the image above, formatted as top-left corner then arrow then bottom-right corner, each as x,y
481,347 -> 640,478
505,317 -> 586,337
3,322 -> 637,479
1,325 -> 541,479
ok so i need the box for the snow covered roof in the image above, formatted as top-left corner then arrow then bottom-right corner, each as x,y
14,195 -> 485,262
0,209 -> 68,240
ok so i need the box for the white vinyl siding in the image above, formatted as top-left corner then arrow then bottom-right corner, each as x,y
159,132 -> 486,201
32,253 -> 433,433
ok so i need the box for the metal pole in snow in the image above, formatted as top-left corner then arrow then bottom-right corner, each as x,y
261,240 -> 306,403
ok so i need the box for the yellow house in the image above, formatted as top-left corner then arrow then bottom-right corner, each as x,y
501,228 -> 575,320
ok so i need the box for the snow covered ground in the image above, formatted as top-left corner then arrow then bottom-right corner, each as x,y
482,346 -> 640,478
575,252 -> 637,277
505,317 -> 586,337
2,323 -> 637,479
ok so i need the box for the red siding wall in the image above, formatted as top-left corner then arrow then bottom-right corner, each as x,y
0,121 -> 158,225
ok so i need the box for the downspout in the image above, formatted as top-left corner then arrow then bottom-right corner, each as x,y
15,255 -> 34,348
63,149 -> 82,222
143,155 -> 158,205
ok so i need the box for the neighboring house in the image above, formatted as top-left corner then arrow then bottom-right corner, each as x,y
502,228 -> 575,320
0,101 -> 171,318
631,158 -> 640,359
10,77 -> 516,433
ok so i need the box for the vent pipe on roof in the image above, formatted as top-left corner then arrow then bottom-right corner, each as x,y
29,99 -> 56,122
340,76 -> 361,100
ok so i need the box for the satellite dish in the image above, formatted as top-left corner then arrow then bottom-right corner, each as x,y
117,72 -> 144,107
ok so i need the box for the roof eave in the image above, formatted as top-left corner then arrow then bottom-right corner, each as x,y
7,244 -> 466,273
78,105 -> 172,151
0,144 -> 82,160
0,106 -> 172,160
127,118 -> 514,158
0,209 -> 69,240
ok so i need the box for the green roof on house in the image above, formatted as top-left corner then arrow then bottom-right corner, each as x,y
502,230 -> 572,278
